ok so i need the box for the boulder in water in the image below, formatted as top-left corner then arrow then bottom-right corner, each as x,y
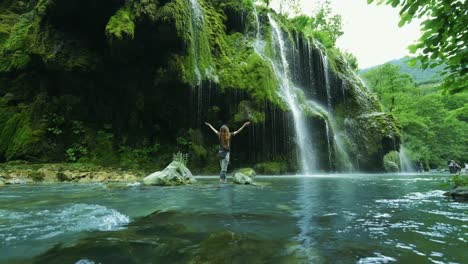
233,172 -> 254,185
444,187 -> 468,201
384,160 -> 399,173
238,168 -> 256,178
143,161 -> 196,186
5,178 -> 30,184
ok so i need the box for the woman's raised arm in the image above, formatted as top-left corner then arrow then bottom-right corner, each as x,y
205,122 -> 219,135
233,121 -> 251,136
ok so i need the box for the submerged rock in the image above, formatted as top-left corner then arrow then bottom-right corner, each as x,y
444,187 -> 468,201
5,178 -> 30,184
143,161 -> 196,186
233,172 -> 254,185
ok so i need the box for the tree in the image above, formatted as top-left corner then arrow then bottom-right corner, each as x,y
362,64 -> 414,111
274,0 -> 302,17
289,0 -> 343,48
368,0 -> 467,94
362,64 -> 468,168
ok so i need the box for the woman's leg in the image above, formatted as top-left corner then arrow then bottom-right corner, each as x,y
219,153 -> 230,182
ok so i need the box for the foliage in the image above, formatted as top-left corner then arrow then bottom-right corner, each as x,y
450,174 -> 468,188
383,151 -> 400,172
361,57 -> 445,84
362,64 -> 468,168
368,0 -> 467,94
343,52 -> 359,71
362,64 -> 414,112
289,0 -> 343,48
66,144 -> 88,162
173,151 -> 189,166
119,143 -> 160,170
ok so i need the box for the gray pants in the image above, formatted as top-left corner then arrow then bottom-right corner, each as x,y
219,152 -> 230,180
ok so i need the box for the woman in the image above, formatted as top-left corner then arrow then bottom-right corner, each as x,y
205,121 -> 251,182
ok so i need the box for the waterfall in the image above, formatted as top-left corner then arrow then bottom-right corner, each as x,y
267,14 -> 317,174
307,100 -> 354,172
325,122 -> 333,169
188,0 -> 217,126
399,145 -> 415,173
320,51 -> 333,111
189,0 -> 204,84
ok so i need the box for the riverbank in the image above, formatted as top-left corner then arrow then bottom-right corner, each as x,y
0,162 -> 146,184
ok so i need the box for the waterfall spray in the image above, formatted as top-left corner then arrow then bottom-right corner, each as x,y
268,14 -> 317,174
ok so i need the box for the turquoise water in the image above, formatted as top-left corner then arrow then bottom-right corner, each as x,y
0,174 -> 467,263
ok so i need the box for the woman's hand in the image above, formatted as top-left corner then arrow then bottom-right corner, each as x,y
205,122 -> 211,126
244,121 -> 251,126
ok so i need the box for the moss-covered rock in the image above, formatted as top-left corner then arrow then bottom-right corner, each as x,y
0,0 -> 401,173
238,167 -> 256,178
105,6 -> 135,43
255,162 -> 287,175
233,172 -> 254,184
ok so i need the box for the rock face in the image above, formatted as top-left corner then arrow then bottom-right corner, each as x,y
143,161 -> 196,186
0,0 -> 400,172
233,172 -> 254,185
444,187 -> 468,201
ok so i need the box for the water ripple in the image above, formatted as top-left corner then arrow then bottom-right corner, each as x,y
0,204 -> 129,245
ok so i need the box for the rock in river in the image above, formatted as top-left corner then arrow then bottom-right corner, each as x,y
143,161 -> 196,186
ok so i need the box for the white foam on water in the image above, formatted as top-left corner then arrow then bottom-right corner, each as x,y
75,259 -> 96,264
0,204 -> 130,244
374,213 -> 391,218
422,210 -> 468,222
357,253 -> 397,264
375,190 -> 446,208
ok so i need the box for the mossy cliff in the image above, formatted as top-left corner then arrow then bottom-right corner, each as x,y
0,0 -> 399,172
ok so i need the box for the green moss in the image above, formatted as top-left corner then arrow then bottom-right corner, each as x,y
29,171 -> 45,182
383,151 -> 400,172
35,0 -> 54,16
0,102 -> 44,160
91,131 -> 119,166
105,6 -> 135,42
156,0 -> 191,44
0,10 -> 20,44
2,12 -> 32,52
234,100 -> 265,123
0,12 -> 34,72
254,162 -> 287,175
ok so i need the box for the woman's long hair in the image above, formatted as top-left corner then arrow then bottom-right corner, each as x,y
219,125 -> 230,149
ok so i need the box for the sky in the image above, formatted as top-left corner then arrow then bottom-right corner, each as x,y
270,0 -> 422,69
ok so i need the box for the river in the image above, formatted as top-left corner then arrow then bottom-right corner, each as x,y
0,174 -> 466,263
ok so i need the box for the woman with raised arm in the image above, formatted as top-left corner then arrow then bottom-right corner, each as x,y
205,121 -> 251,182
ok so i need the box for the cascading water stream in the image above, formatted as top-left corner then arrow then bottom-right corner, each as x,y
307,100 -> 354,172
325,122 -> 333,169
189,0 -> 204,84
399,145 -> 415,173
320,51 -> 333,111
189,0 -> 217,126
267,14 -> 317,174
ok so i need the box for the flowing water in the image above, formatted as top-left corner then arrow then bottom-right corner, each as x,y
1,175 -> 466,263
267,14 -> 317,174
400,145 -> 416,173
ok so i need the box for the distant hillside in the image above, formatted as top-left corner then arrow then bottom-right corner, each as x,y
361,58 -> 445,84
